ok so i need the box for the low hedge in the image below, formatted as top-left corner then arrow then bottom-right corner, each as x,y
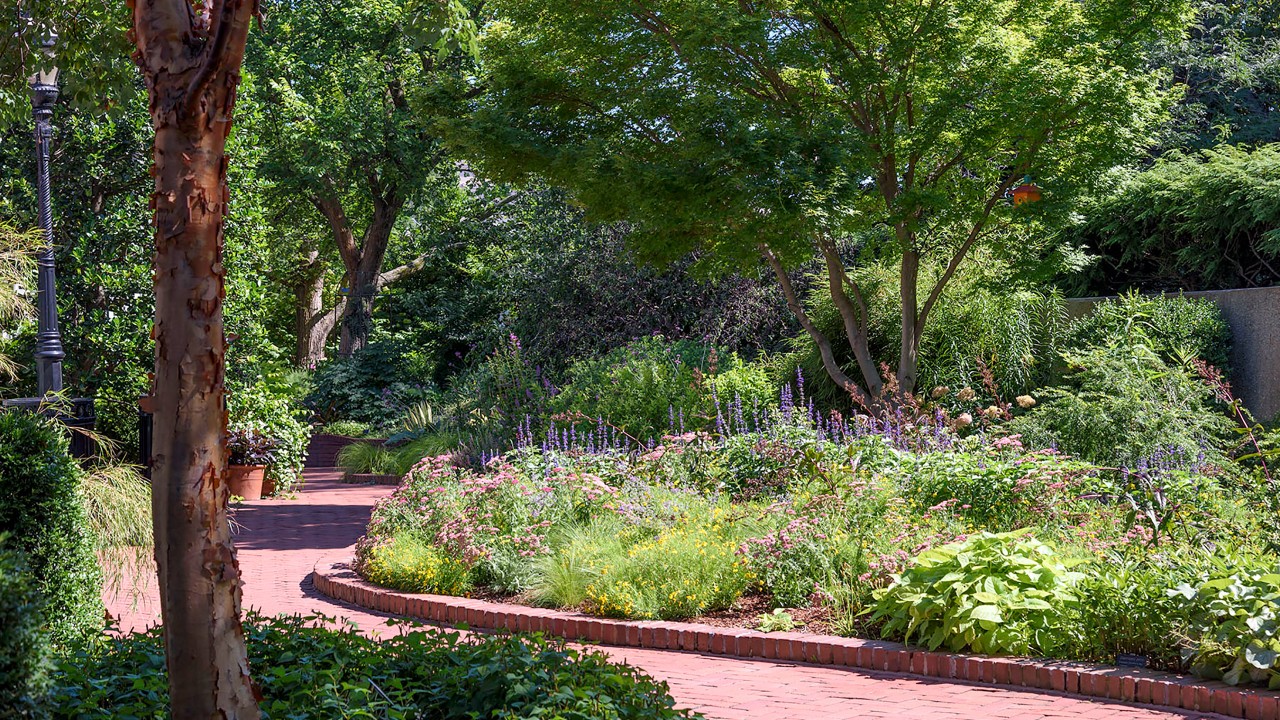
0,410 -> 103,644
0,539 -> 51,719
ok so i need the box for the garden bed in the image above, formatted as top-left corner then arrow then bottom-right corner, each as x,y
349,405 -> 1280,698
314,551 -> 1280,720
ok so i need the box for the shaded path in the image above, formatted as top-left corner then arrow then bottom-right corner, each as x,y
104,470 -> 1225,720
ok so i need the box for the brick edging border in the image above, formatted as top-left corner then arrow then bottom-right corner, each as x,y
312,552 -> 1279,720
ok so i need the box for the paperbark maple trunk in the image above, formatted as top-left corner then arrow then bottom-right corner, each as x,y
131,0 -> 260,717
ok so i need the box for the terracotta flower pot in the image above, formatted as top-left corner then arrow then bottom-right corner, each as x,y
227,464 -> 267,500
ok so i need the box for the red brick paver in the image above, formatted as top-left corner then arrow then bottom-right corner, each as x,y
104,471 -> 1226,720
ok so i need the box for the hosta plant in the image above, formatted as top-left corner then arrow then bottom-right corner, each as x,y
870,529 -> 1086,656
1172,566 -> 1280,688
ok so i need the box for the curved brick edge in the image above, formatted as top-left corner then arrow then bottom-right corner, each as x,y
313,552 -> 1280,720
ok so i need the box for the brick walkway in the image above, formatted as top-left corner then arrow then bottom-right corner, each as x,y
103,470 -> 1224,720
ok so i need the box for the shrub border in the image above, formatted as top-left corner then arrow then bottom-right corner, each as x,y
312,552 -> 1280,720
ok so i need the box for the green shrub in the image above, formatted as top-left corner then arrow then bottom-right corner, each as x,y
896,449 -> 1093,532
550,337 -> 777,440
359,534 -> 473,595
1066,292 -> 1232,375
228,371 -> 313,495
0,411 -> 103,644
49,613 -> 701,719
319,419 -> 375,438
1068,553 -> 1203,670
0,539 -> 50,719
1010,341 -> 1231,467
306,337 -> 436,425
871,530 -> 1086,656
1173,563 -> 1280,688
1065,144 -> 1280,294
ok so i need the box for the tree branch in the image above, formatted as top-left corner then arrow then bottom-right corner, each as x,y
762,245 -> 872,407
377,192 -> 524,287
819,237 -> 883,396
309,190 -> 360,271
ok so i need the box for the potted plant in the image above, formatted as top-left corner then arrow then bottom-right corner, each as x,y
226,428 -> 281,500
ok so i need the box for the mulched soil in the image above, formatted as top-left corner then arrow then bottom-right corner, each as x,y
464,587 -> 840,637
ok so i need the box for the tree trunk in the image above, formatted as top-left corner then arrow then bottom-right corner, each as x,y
293,244 -> 338,367
898,248 -> 921,395
131,1 -> 260,717
336,199 -> 401,357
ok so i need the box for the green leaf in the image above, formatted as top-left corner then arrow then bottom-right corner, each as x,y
970,605 -> 1004,623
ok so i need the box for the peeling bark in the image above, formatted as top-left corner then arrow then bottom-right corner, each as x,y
130,0 -> 260,717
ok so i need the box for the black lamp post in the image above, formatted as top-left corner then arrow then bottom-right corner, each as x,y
2,25 -> 92,459
29,31 -> 64,396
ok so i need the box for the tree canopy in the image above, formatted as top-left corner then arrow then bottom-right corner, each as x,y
448,0 -> 1193,399
0,1 -> 134,127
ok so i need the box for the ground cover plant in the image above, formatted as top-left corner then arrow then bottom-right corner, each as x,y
47,613 -> 700,719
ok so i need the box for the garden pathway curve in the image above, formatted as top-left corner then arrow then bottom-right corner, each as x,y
103,470 -> 1227,720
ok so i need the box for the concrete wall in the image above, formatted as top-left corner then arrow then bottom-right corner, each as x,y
1067,286 -> 1280,421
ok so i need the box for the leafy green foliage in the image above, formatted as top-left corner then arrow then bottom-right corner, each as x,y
0,411 -> 103,644
1067,144 -> 1280,293
1069,554 -> 1204,669
1066,292 -> 1232,374
1011,341 -> 1231,466
454,0 -> 1190,396
795,263 -> 1068,409
307,338 -> 435,425
228,371 -> 313,494
1173,563 -> 1280,688
0,1 -> 135,127
319,420 -> 377,438
896,450 -> 1094,532
1151,0 -> 1280,152
49,613 -> 701,719
871,530 -> 1086,656
549,338 -> 777,441
0,539 -> 50,720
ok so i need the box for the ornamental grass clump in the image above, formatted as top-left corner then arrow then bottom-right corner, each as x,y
584,518 -> 752,620
870,529 -> 1086,656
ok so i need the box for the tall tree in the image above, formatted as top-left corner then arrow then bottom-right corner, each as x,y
129,0 -> 260,716
449,0 -> 1191,402
1154,0 -> 1280,152
0,1 -> 135,126
244,0 -> 483,363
